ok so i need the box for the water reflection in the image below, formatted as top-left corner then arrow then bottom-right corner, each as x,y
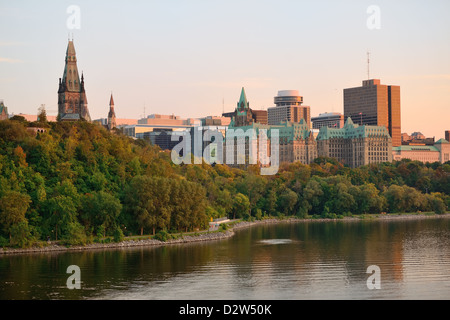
0,217 -> 449,299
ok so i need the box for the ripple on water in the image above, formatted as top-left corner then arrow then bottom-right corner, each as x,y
258,239 -> 293,245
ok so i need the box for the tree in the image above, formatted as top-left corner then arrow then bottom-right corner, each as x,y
81,191 -> 122,237
302,178 -> 325,215
232,193 -> 250,220
278,188 -> 298,215
9,221 -> 38,248
351,183 -> 385,214
0,191 -> 31,240
124,175 -> 172,235
37,104 -> 47,123
170,179 -> 208,232
44,195 -> 78,241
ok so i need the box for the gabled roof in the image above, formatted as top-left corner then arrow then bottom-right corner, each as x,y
435,138 -> 449,144
316,117 -> 390,141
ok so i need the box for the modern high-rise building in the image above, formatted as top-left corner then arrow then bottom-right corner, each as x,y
344,79 -> 401,147
57,40 -> 91,122
267,90 -> 311,127
445,131 -> 450,143
311,112 -> 345,129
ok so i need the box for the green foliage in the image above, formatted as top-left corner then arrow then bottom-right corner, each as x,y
113,227 -> 125,242
154,230 -> 172,242
61,221 -> 88,246
0,120 -> 449,247
0,191 -> 31,237
10,221 -> 38,248
232,193 -> 250,220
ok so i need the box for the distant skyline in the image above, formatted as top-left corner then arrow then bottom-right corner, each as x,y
1,0 -> 449,139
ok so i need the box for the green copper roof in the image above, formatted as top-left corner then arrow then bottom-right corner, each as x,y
0,101 -> 8,115
316,117 -> 390,140
237,87 -> 249,110
393,145 -> 439,152
435,138 -> 449,144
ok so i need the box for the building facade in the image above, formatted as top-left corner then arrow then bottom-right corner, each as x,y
57,40 -> 91,122
311,112 -> 345,129
344,79 -> 401,147
392,139 -> 450,164
224,89 -> 317,168
278,120 -> 317,164
316,117 -> 393,168
124,114 -> 200,138
222,87 -> 268,125
0,101 -> 8,120
267,90 -> 311,127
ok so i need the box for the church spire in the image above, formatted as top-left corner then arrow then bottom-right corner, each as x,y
58,39 -> 91,122
108,93 -> 116,131
237,87 -> 249,109
109,93 -> 115,107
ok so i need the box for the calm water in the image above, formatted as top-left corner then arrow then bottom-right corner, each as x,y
1,217 -> 450,300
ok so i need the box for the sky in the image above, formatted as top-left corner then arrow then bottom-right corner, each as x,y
1,0 -> 449,139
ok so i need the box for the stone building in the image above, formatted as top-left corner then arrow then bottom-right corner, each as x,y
392,139 -> 450,164
0,100 -> 8,120
107,94 -> 116,130
57,40 -> 91,122
224,89 -> 317,169
222,87 -> 268,125
278,119 -> 317,164
316,117 -> 393,168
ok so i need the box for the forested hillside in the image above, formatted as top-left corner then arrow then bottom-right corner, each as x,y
0,118 -> 449,248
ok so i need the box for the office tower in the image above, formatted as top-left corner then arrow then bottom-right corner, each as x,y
267,90 -> 311,127
344,79 -> 401,146
311,112 -> 345,129
57,40 -> 91,122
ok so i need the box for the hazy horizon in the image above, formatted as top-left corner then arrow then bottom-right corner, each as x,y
1,0 -> 449,139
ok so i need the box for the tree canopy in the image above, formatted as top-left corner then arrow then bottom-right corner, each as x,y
0,119 -> 448,247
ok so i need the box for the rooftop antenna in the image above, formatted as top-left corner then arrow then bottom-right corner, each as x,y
367,51 -> 370,80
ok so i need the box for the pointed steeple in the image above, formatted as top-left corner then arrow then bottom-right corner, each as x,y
237,87 -> 249,109
58,39 -> 91,122
109,93 -> 115,107
62,40 -> 80,93
108,93 -> 116,130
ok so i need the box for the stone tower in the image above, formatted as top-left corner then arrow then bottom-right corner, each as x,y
58,40 -> 91,122
233,87 -> 254,127
107,93 -> 116,130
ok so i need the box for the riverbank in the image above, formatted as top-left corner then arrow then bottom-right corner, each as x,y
1,212 -> 449,256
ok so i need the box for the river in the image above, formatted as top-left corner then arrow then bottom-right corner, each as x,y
1,216 -> 449,300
